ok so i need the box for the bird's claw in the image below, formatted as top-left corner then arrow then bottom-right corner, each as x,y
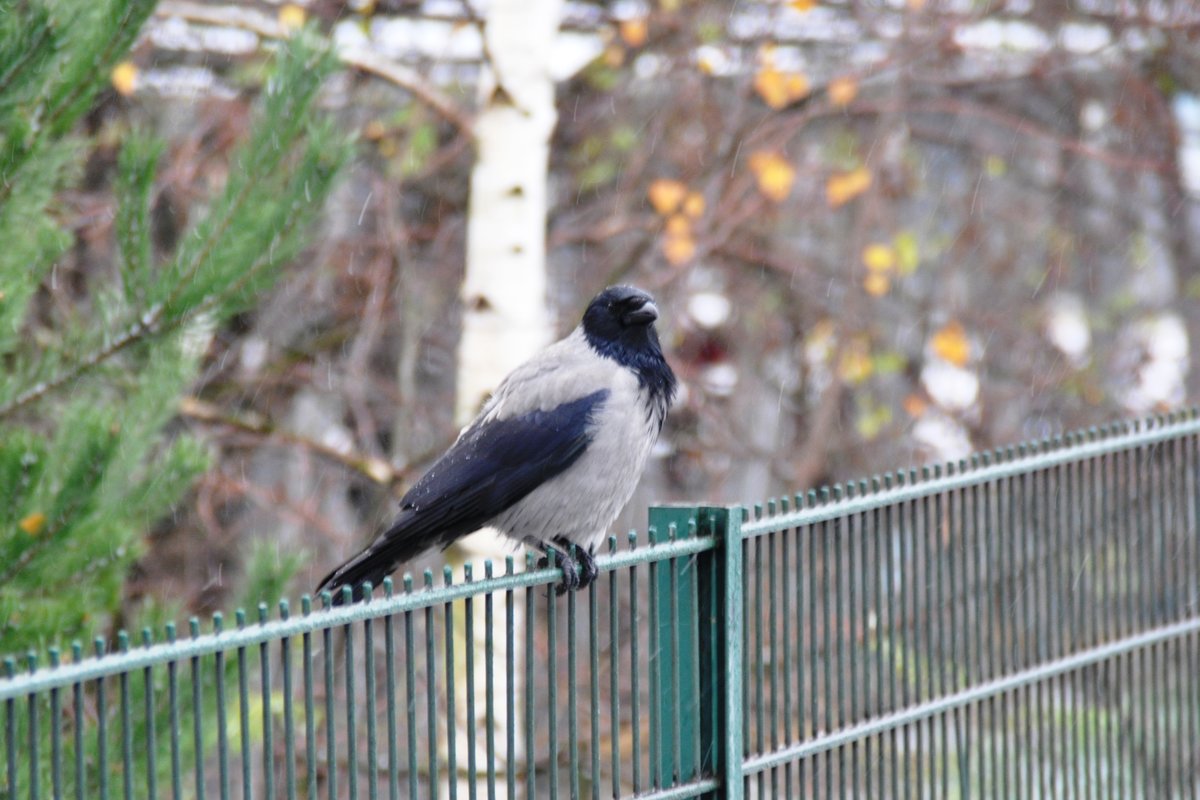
537,539 -> 598,595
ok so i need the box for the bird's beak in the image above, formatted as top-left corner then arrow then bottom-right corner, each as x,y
624,300 -> 659,325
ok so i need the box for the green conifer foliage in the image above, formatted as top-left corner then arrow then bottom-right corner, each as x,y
0,0 -> 352,657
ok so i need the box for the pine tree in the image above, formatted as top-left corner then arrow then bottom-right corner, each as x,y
0,0 -> 352,657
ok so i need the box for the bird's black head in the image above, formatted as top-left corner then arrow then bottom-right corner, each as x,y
581,286 -> 677,415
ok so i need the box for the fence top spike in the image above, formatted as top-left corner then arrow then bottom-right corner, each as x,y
383,577 -> 394,597
94,636 -> 107,655
362,581 -> 375,600
506,554 -> 517,573
402,574 -> 414,592
628,530 -> 639,548
443,565 -> 454,585
188,618 -> 200,638
235,608 -> 247,627
648,526 -> 659,545
319,590 -> 333,608
767,498 -> 777,515
871,475 -> 881,492
339,584 -> 354,604
607,534 -> 619,554
49,648 -> 61,668
278,599 -> 290,619
753,503 -> 763,520
25,651 -> 36,671
117,630 -> 129,652
819,486 -> 831,503
258,602 -> 270,622
3,658 -> 13,678
667,521 -> 678,541
301,595 -> 312,614
212,612 -> 224,633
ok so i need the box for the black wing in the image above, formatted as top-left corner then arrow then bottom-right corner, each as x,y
316,389 -> 609,602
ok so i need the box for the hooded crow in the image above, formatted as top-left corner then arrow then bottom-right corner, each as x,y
316,285 -> 676,602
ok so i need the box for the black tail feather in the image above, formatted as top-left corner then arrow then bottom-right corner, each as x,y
315,519 -> 431,605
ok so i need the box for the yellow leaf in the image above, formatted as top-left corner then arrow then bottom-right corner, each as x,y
682,191 -> 706,219
111,62 -> 138,97
894,230 -> 920,275
862,243 -> 895,273
619,18 -> 648,47
863,272 -> 890,297
827,76 -> 858,107
931,321 -> 971,367
662,233 -> 696,265
789,0 -> 817,10
19,512 -> 46,536
754,66 -> 810,109
838,340 -> 874,385
748,151 -> 796,203
825,166 -> 872,208
278,4 -> 307,31
648,179 -> 687,215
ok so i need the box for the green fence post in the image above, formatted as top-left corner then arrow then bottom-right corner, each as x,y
696,505 -> 744,800
649,504 -> 702,789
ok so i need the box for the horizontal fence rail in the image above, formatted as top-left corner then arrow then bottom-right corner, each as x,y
3,410 -> 1199,799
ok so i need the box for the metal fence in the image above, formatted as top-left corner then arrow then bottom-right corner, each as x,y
3,411 -> 1200,799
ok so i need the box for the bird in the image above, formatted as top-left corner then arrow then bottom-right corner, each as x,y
316,285 -> 676,603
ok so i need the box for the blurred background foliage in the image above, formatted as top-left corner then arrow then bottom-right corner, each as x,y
2,0 -> 1200,652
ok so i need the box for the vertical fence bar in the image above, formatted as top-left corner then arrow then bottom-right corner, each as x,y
695,506 -> 743,800
649,506 -> 701,791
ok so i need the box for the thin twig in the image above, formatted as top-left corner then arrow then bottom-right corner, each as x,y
179,396 -> 398,487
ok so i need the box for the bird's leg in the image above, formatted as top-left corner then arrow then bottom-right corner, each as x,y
535,538 -> 580,595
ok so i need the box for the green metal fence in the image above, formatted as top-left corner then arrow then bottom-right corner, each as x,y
3,411 -> 1200,799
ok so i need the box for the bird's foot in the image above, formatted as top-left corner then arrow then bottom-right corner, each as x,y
536,538 -> 598,595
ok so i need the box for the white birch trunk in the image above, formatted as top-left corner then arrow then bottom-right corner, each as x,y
445,0 -> 564,795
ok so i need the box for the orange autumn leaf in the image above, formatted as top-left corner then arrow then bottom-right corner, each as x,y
754,66 -> 810,110
111,62 -> 138,96
931,321 -> 971,366
662,232 -> 696,265
825,167 -> 872,207
789,0 -> 817,10
862,243 -> 895,272
665,213 -> 691,237
19,512 -> 46,536
648,179 -> 687,215
748,151 -> 796,202
619,18 -> 648,47
828,76 -> 858,107
863,272 -> 890,297
682,191 -> 706,219
363,119 -> 387,140
903,393 -> 929,418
